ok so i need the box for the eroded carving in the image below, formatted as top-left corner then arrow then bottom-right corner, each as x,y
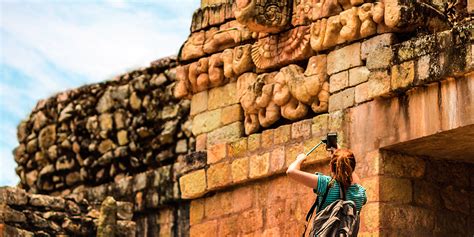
180,32 -> 205,61
292,0 -> 369,26
252,26 -> 313,70
310,2 -> 385,52
203,21 -> 253,54
222,44 -> 255,79
235,0 -> 292,33
238,55 -> 329,135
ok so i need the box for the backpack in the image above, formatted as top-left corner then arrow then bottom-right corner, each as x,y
303,180 -> 360,237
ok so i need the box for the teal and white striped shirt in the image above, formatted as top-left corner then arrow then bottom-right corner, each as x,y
313,173 -> 367,213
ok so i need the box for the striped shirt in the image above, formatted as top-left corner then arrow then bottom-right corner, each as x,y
313,173 -> 367,213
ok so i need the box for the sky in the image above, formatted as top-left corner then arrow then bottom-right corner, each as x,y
0,0 -> 199,186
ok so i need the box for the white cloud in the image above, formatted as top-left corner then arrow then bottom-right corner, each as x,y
0,0 -> 199,186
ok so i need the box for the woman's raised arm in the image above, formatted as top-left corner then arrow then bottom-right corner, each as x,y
286,153 -> 319,189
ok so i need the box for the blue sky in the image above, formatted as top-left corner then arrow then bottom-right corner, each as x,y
0,0 -> 199,186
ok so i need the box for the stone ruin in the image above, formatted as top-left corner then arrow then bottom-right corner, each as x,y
2,0 -> 474,236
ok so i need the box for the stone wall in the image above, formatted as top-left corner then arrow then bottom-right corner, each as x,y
13,57 -> 194,195
0,187 -> 135,236
177,0 -> 474,236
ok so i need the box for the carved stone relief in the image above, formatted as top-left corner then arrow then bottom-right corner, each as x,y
222,44 -> 255,79
235,0 -> 292,33
238,55 -> 329,135
251,26 -> 313,70
292,0 -> 369,26
310,2 -> 385,52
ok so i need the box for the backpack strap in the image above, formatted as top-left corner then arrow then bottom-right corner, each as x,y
302,179 -> 334,237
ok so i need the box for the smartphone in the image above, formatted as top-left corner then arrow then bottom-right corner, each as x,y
325,132 -> 338,150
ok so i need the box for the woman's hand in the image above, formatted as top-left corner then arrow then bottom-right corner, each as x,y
296,153 -> 307,162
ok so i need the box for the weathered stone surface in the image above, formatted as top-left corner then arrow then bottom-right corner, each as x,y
206,122 -> 243,146
328,87 -> 355,112
191,91 -> 208,116
329,70 -> 349,93
97,196 -> 117,237
207,162 -> 231,189
38,125 -> 56,150
192,109 -> 221,135
180,169 -> 207,199
391,61 -> 415,91
231,158 -> 249,183
367,71 -> 391,99
349,66 -> 370,86
249,153 -> 270,179
361,33 -> 397,60
367,46 -> 393,70
327,43 -> 362,75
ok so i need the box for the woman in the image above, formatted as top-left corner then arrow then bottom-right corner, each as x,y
286,148 -> 367,217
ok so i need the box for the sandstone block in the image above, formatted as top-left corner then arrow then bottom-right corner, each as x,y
285,143 -> 304,167
190,220 -> 218,237
190,200 -> 205,226
191,91 -> 208,116
312,114 -> 329,137
355,82 -> 370,104
207,143 -> 227,164
231,157 -> 249,183
361,33 -> 397,60
329,71 -> 349,93
208,82 -> 238,110
349,66 -> 370,86
227,138 -> 247,158
221,104 -> 243,125
239,209 -> 263,233
117,130 -> 129,146
379,177 -> 412,203
328,110 -> 345,132
1,187 -> 28,206
196,133 -> 207,151
261,129 -> 274,149
270,146 -> 285,173
291,119 -> 311,139
328,87 -> 355,112
231,186 -> 253,213
207,122 -> 244,146
207,162 -> 232,189
391,61 -> 415,91
416,55 -> 431,82
38,125 -> 56,150
218,215 -> 240,236
247,133 -> 261,152
381,152 -> 425,178
441,185 -> 470,215
274,125 -> 291,145
204,192 -> 232,219
367,47 -> 393,70
327,43 -> 362,75
413,180 -> 441,209
249,153 -> 270,179
180,169 -> 207,199
0,205 -> 26,223
359,203 -> 380,231
367,71 -> 391,99
192,109 -> 222,135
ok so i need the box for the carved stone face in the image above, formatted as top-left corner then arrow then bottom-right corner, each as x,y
235,0 -> 291,33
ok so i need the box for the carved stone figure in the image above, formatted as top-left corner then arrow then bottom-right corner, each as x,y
175,65 -> 191,99
180,32 -> 205,61
235,0 -> 292,33
222,44 -> 255,79
252,26 -> 313,70
203,21 -> 253,54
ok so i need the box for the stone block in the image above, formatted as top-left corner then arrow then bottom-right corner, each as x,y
180,169 -> 207,199
1,187 -> 27,206
191,91 -> 208,116
349,66 -> 370,86
285,143 -> 304,167
207,122 -> 244,146
366,47 -> 393,70
205,192 -> 232,219
328,110 -> 344,132
29,194 -> 65,210
190,220 -> 218,236
196,133 -> 207,151
329,71 -> 349,93
231,186 -> 253,213
207,143 -> 227,164
261,129 -> 274,149
381,152 -> 425,178
328,87 -> 355,112
327,43 -> 363,75
416,55 -> 430,82
359,203 -> 380,232
192,109 -> 222,135
413,180 -> 441,209
361,33 -> 397,60
0,205 -> 26,223
312,114 -> 329,137
231,157 -> 249,183
218,215 -> 239,236
207,162 -> 232,189
291,119 -> 311,139
469,0 -> 474,13
221,104 -> 243,125
441,185 -> 470,215
355,82 -> 370,104
190,200 -> 205,226
270,146 -> 285,173
238,209 -> 263,233
274,125 -> 291,144
379,177 -> 412,203
249,153 -> 270,179
208,82 -> 238,110
391,61 -> 415,91
367,71 -> 391,99
227,138 -> 247,158
247,133 -> 261,152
